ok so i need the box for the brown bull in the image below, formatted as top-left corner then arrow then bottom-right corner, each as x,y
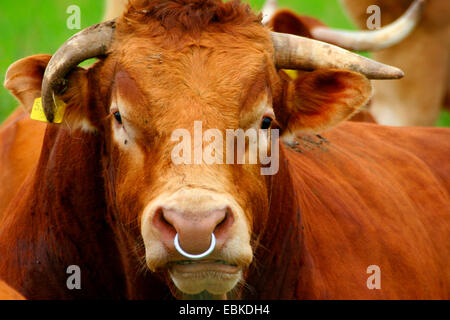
0,0 -> 449,299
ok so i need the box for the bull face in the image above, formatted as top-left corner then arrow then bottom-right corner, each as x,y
105,40 -> 275,297
104,32 -> 278,296
6,0 -> 399,298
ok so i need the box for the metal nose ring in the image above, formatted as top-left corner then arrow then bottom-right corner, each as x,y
174,233 -> 216,259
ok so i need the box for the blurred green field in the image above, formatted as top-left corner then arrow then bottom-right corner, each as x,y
0,0 -> 448,125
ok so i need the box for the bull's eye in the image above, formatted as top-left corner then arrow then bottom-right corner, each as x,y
113,111 -> 122,125
261,117 -> 273,130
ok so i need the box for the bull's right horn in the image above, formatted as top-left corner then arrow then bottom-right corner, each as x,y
310,0 -> 426,51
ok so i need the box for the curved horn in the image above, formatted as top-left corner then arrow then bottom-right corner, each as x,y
271,32 -> 404,79
310,0 -> 426,51
261,0 -> 278,26
41,20 -> 116,123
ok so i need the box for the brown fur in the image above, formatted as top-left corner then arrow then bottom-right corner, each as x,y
0,109 -> 45,219
0,280 -> 25,300
246,123 -> 450,299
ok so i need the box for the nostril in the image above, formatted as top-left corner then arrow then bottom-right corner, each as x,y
153,208 -> 177,239
214,207 -> 234,239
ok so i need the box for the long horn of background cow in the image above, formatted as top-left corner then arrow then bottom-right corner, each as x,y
41,20 -> 116,123
271,32 -> 404,79
310,0 -> 426,52
261,0 -> 278,26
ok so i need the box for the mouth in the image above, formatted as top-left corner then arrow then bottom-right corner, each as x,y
169,259 -> 240,274
167,259 -> 242,295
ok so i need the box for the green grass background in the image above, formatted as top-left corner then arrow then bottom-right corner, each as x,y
0,0 -> 448,126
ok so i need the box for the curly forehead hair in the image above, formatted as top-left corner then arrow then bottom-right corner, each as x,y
119,0 -> 262,35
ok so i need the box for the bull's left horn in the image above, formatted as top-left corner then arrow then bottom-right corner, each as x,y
271,31 -> 404,79
310,0 -> 426,51
41,20 -> 116,123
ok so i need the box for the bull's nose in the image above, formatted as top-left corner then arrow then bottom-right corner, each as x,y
153,207 -> 234,255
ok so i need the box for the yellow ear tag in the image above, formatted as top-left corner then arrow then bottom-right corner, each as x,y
284,69 -> 298,79
31,97 -> 67,124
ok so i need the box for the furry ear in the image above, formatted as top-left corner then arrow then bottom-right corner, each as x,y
4,54 -> 94,131
4,55 -> 52,114
275,69 -> 372,137
268,9 -> 326,38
